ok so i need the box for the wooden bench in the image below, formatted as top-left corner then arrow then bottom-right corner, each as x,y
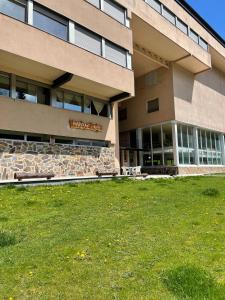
96,171 -> 118,177
14,173 -> 55,181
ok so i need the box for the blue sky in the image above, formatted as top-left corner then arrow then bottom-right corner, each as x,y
186,0 -> 225,40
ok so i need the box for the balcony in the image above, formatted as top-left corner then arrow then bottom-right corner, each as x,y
0,14 -> 134,100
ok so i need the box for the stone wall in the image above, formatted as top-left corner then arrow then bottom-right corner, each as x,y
178,166 -> 225,175
0,140 -> 117,180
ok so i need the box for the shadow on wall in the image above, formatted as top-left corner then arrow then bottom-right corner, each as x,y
196,68 -> 225,97
174,67 -> 225,104
162,265 -> 225,299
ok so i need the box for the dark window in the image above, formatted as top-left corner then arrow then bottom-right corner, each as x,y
130,130 -> 137,148
0,0 -> 26,22
147,98 -> 159,113
0,73 -> 10,97
27,135 -> 50,143
33,4 -> 68,40
92,140 -> 108,147
55,138 -> 74,145
0,132 -> 24,140
119,108 -> 127,121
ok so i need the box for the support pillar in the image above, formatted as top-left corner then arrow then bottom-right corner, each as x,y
172,122 -> 179,166
136,128 -> 143,166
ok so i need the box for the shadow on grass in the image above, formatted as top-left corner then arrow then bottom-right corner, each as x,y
202,188 -> 220,197
162,265 -> 225,300
0,231 -> 17,247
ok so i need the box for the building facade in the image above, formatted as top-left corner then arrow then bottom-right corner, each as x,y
0,0 -> 225,179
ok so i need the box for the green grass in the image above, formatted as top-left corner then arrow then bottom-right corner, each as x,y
0,176 -> 225,299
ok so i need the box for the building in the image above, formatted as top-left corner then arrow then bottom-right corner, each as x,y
118,0 -> 225,175
0,0 -> 224,179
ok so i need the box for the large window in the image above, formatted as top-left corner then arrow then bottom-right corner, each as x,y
0,0 -> 26,22
104,0 -> 126,24
75,25 -> 102,56
163,7 -> 175,25
33,4 -> 68,40
0,73 -> 10,97
177,124 -> 195,165
146,0 -> 161,13
16,80 -> 50,105
198,129 -> 222,165
105,41 -> 127,67
147,98 -> 159,113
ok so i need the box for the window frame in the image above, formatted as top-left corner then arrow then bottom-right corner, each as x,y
147,98 -> 159,114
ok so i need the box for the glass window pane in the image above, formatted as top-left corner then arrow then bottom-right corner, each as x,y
146,0 -> 161,13
75,25 -> 102,55
163,7 -> 175,25
178,125 -> 182,147
64,92 -> 82,112
152,126 -> 161,149
84,97 -> 91,114
182,126 -> 188,148
105,41 -> 127,67
16,81 -> 37,103
188,127 -> 194,148
0,0 -> 26,22
189,29 -> 199,44
163,124 -> 173,148
104,0 -> 125,24
147,98 -> 159,113
183,151 -> 189,164
87,0 -> 100,8
153,153 -> 163,166
176,18 -> 188,34
142,128 -> 151,149
33,8 -> 68,40
37,87 -> 50,105
199,37 -> 208,51
0,73 -> 10,97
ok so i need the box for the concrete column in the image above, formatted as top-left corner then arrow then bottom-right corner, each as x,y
220,134 -> 225,165
113,102 -> 121,172
161,124 -> 165,165
193,127 -> 199,165
137,128 -> 143,166
101,38 -> 106,58
172,122 -> 179,166
27,0 -> 33,25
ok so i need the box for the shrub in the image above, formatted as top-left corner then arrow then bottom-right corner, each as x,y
202,188 -> 220,197
0,231 -> 16,247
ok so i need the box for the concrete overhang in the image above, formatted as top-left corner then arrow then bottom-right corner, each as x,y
131,4 -> 212,76
210,47 -> 225,74
0,14 -> 135,100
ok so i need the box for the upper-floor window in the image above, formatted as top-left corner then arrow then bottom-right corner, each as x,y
75,25 -> 102,56
0,0 -> 26,22
176,18 -> 188,35
163,7 -> 175,25
105,41 -> 127,67
16,79 -> 50,105
0,73 -> 10,97
146,0 -> 161,13
56,90 -> 82,112
147,98 -> 159,113
33,4 -> 68,41
104,0 -> 126,25
189,29 -> 199,44
87,0 -> 128,26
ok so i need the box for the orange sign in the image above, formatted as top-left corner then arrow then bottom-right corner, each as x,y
69,120 -> 103,132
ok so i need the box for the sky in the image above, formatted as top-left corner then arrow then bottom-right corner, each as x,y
186,0 -> 225,40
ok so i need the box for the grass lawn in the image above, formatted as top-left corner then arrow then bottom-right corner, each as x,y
0,177 -> 225,299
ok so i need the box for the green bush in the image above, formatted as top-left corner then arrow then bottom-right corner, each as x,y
202,188 -> 220,197
0,231 -> 16,247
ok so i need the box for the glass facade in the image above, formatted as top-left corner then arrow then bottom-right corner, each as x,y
0,73 -> 10,96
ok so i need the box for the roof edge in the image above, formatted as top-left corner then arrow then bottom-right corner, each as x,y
175,0 -> 225,49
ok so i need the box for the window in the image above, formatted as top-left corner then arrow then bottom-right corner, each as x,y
64,92 -> 82,112
163,7 -> 175,25
0,131 -> 24,141
0,0 -> 26,22
119,108 -> 127,121
75,25 -> 102,55
105,41 -> 127,67
87,0 -> 100,8
176,18 -> 188,35
27,135 -> 50,143
16,80 -> 50,105
147,98 -> 159,113
56,90 -> 82,112
55,137 -> 74,145
33,4 -> 68,40
189,29 -> 199,44
146,0 -> 161,13
16,80 -> 37,103
177,124 -> 195,165
103,0 -> 126,24
0,73 -> 10,97
199,37 -> 208,51
85,95 -> 109,117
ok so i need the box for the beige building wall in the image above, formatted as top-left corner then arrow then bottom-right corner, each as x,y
173,64 -> 225,132
119,67 -> 175,132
